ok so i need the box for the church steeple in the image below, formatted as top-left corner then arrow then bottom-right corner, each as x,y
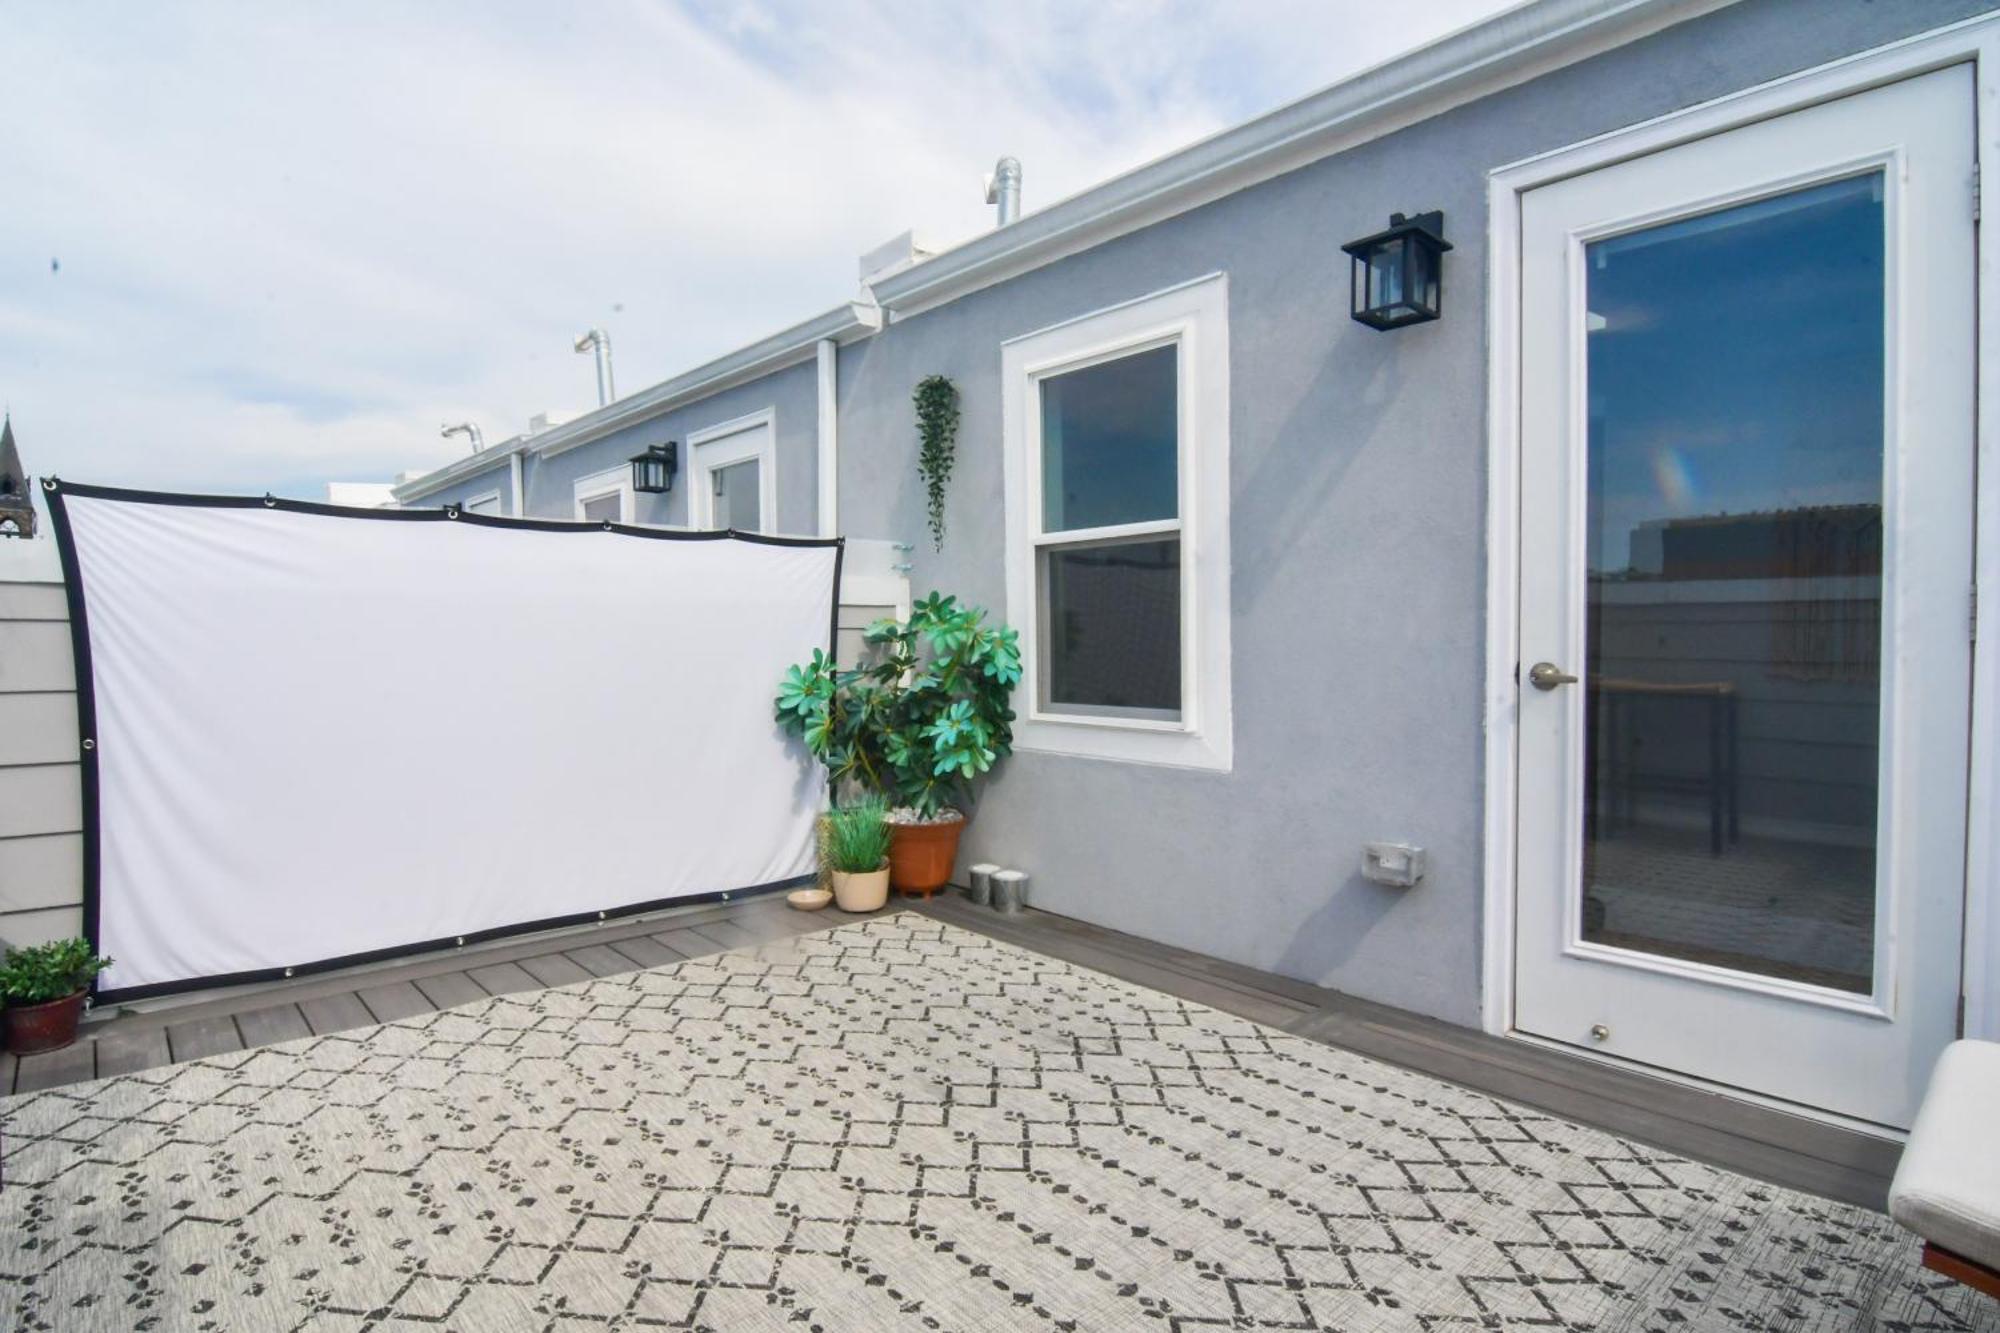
0,413 -> 36,539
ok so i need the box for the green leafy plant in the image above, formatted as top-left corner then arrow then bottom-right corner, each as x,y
822,795 -> 893,874
913,375 -> 960,551
776,591 -> 1019,818
0,938 -> 112,1005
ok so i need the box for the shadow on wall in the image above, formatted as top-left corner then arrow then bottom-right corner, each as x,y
1272,870 -> 1413,985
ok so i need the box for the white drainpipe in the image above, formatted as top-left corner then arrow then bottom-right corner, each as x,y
816,338 -> 838,537
509,449 -> 524,517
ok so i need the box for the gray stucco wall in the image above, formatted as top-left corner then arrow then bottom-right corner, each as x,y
524,360 -> 821,530
403,359 -> 821,531
833,0 -> 1994,1025
409,458 -> 515,514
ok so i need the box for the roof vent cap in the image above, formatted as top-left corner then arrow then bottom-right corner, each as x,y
859,230 -> 937,289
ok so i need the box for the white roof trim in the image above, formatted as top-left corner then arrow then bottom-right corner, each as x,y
393,446 -> 519,505
394,300 -> 881,499
532,300 -> 881,461
869,0 -> 1736,318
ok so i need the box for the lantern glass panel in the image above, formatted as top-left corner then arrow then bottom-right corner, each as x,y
1381,237 -> 1412,312
1409,236 -> 1439,316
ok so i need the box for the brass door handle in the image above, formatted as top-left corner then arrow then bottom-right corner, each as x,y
1527,662 -> 1579,691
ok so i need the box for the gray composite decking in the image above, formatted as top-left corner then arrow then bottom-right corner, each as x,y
908,894 -> 1904,1212
0,887 -> 1901,1210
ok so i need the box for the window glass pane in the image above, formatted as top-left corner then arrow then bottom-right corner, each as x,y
1040,344 -> 1177,532
712,458 -> 762,531
580,493 -> 621,523
1582,172 -> 1883,994
1041,537 -> 1180,714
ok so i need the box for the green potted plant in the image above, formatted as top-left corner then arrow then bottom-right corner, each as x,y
913,375 -> 960,551
776,592 -> 1019,898
1,938 -> 113,1055
822,796 -> 893,912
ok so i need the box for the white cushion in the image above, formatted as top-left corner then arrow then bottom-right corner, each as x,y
1889,1039 -> 2000,1270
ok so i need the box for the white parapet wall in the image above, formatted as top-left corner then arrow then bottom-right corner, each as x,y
0,536 -> 83,951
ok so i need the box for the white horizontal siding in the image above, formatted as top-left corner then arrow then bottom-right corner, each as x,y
0,692 -> 79,765
0,582 -> 68,620
0,833 -> 83,913
0,620 -> 76,691
0,558 -> 85,951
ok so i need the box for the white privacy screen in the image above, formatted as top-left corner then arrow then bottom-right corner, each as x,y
52,487 -> 836,1001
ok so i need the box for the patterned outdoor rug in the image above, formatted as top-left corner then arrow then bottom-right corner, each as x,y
0,915 -> 1991,1332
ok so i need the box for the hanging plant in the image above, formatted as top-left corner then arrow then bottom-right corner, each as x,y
913,374 -> 959,551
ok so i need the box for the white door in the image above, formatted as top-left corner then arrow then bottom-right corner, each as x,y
692,419 -> 776,533
1514,67 -> 1974,1129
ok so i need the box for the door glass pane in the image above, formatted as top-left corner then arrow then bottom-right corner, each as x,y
1582,173 -> 1882,994
1041,344 -> 1177,532
1040,537 -> 1180,716
712,458 -> 761,531
580,492 -> 621,523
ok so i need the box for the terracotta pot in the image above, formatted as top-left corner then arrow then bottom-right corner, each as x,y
888,816 -> 965,899
831,864 -> 891,913
6,990 -> 87,1056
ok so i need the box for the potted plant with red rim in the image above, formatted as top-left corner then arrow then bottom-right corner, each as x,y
2,938 -> 113,1055
777,592 -> 1019,899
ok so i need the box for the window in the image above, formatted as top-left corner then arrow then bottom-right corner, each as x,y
463,490 -> 503,516
573,467 -> 633,524
1002,273 -> 1232,769
689,410 -> 777,533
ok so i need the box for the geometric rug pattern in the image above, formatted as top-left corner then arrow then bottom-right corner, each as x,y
1,914 -> 1992,1331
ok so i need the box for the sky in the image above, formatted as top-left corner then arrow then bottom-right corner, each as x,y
2,0 -> 1512,504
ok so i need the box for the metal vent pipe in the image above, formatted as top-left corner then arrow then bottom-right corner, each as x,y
574,328 -> 616,407
985,156 -> 1022,226
441,421 -> 484,453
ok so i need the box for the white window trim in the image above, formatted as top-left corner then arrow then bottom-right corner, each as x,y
688,408 -> 778,533
572,465 -> 634,524
1001,272 -> 1232,771
462,489 -> 503,516
1481,12 -> 2000,1049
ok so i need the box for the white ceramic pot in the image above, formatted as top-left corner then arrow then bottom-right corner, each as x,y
830,864 -> 891,913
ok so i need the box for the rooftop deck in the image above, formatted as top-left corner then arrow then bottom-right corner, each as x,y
5,887 -> 1900,1211
6,896 -> 1977,1332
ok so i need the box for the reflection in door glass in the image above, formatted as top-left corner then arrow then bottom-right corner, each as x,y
1582,173 -> 1882,994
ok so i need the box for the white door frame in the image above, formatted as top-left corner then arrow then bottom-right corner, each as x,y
1484,13 -> 2000,1059
688,409 -> 777,533
572,465 -> 634,524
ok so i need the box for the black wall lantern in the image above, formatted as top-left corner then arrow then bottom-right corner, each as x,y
630,441 -> 678,494
1342,210 -> 1452,330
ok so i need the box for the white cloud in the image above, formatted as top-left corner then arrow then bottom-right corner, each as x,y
0,0 -> 1510,495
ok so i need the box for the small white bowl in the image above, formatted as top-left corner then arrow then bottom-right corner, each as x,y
787,888 -> 833,911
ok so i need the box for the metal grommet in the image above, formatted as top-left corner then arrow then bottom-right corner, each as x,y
446,505 -> 460,519
262,494 -> 277,507
284,966 -> 294,977
81,738 -> 95,751
456,936 -> 465,947
41,476 -> 58,492
601,519 -> 614,530
597,910 -> 607,921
